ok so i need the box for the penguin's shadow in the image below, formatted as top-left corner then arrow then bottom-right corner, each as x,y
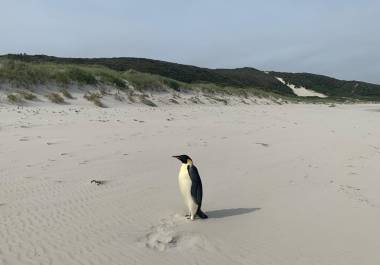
206,208 -> 260,219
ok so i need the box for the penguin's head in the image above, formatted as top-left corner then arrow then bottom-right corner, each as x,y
172,155 -> 192,164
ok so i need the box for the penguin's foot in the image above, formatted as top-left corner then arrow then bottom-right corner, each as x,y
197,209 -> 208,219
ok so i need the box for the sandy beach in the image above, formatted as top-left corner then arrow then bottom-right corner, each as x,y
1,103 -> 380,265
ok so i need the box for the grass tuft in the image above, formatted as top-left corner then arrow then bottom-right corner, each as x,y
84,92 -> 105,107
60,88 -> 74,99
18,91 -> 37,100
206,95 -> 228,105
139,95 -> 157,107
46,93 -> 65,104
163,79 -> 181,91
7,94 -> 21,103
189,96 -> 203,104
66,68 -> 97,84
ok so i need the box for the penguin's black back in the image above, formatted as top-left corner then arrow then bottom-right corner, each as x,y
187,165 -> 203,207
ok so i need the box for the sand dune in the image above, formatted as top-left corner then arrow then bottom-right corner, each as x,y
1,103 -> 380,265
275,77 -> 328,98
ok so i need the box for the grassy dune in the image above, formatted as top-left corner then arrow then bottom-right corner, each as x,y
1,54 -> 295,96
0,59 -> 125,88
2,54 -> 380,103
0,58 -> 374,105
0,59 -> 292,101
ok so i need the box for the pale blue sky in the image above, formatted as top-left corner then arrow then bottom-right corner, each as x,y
1,0 -> 379,83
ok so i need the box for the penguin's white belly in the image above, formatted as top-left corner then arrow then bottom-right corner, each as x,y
178,165 -> 198,214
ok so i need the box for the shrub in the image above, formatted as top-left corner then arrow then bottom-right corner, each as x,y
84,92 -> 105,107
54,71 -> 70,84
46,93 -> 65,103
18,91 -> 36,100
127,94 -> 136,103
139,95 -> 157,107
189,96 -> 203,104
7,94 -> 21,103
206,95 -> 228,105
163,79 -> 181,91
60,88 -> 74,99
123,70 -> 165,91
67,68 -> 97,85
126,90 -> 137,103
97,72 -> 126,89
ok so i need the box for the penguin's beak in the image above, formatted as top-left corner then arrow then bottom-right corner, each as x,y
172,155 -> 180,160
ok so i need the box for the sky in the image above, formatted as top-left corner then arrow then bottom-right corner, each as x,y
1,0 -> 379,83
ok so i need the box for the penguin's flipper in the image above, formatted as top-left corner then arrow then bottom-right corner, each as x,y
187,165 -> 203,207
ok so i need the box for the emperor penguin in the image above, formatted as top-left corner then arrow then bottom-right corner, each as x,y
172,155 -> 208,220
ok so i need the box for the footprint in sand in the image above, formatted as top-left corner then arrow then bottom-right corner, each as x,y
139,215 -> 211,252
337,184 -> 375,207
255,142 -> 269,147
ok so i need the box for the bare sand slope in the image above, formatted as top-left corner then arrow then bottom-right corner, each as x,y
1,104 -> 380,265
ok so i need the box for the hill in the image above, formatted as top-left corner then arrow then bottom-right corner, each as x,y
269,72 -> 380,100
0,54 -> 294,96
1,53 -> 380,101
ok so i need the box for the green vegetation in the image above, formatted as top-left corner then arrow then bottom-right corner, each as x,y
60,88 -> 74,99
84,92 -> 105,107
270,72 -> 380,101
122,70 -> 188,92
1,54 -> 294,95
189,96 -> 203,104
162,79 -> 181,91
99,72 -> 126,88
127,91 -> 137,103
205,95 -> 228,105
0,58 -> 301,104
139,95 -> 157,107
0,58 -> 127,89
123,70 -> 165,91
6,91 -> 36,103
46,93 -> 65,103
7,94 -> 21,103
18,91 -> 37,100
66,68 -> 97,84
1,54 -> 380,103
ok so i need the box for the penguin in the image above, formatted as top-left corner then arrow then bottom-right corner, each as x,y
172,155 -> 208,220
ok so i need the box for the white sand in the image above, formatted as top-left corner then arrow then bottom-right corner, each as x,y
276,77 -> 328,98
1,103 -> 380,265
